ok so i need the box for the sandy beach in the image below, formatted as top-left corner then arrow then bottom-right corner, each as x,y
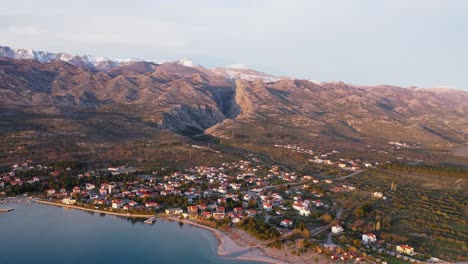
34,199 -> 283,264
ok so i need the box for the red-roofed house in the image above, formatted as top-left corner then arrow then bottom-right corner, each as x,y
396,245 -> 414,255
280,219 -> 293,228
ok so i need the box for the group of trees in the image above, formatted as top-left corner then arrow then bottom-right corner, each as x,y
382,163 -> 468,178
238,217 -> 280,240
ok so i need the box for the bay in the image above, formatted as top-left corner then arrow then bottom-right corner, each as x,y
0,202 -> 263,264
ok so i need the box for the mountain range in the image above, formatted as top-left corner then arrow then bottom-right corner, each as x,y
0,45 -> 467,165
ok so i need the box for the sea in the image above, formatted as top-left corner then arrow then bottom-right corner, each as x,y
0,201 -> 263,264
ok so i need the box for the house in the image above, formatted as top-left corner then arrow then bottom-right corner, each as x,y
280,219 -> 293,228
62,197 -> 76,205
331,225 -> 344,234
312,200 -> 323,207
362,233 -> 377,244
165,208 -> 183,215
231,216 -> 241,224
396,245 -> 414,255
212,213 -> 225,220
263,203 -> 273,211
145,202 -> 160,209
187,205 -> 198,214
202,211 -> 212,219
112,199 -> 124,209
247,209 -> 257,217
72,187 -> 81,194
299,208 -> 311,216
99,188 -> 107,196
373,192 -> 384,198
216,207 -> 225,213
46,189 -> 56,197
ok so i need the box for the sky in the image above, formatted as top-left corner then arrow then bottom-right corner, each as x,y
1,0 -> 467,90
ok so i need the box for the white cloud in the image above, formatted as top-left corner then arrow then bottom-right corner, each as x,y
0,0 -> 466,90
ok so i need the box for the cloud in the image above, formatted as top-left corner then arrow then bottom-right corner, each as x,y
0,0 -> 466,90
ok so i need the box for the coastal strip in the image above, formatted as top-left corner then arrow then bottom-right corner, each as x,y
34,200 -> 283,264
35,200 -> 153,218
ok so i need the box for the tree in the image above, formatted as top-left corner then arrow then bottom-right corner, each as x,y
321,214 -> 332,223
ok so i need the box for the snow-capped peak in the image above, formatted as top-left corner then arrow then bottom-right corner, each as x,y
177,58 -> 194,67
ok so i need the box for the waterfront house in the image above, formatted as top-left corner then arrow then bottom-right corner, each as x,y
145,202 -> 160,209
112,199 -> 124,209
165,208 -> 183,215
46,189 -> 56,197
187,205 -> 198,214
202,211 -> 212,219
62,197 -> 76,205
213,213 -> 225,220
73,186 -> 80,194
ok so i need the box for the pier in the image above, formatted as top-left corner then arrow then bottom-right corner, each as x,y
144,216 -> 156,224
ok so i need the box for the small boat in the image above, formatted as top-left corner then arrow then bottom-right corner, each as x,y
144,216 -> 156,224
0,208 -> 13,212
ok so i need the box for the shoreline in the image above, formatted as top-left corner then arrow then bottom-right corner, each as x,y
34,199 -> 283,264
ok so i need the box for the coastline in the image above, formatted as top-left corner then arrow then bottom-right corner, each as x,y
34,199 -> 283,264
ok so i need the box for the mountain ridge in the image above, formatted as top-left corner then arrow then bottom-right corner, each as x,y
0,45 -> 467,164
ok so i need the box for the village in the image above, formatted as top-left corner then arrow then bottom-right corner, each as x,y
0,156 -> 445,264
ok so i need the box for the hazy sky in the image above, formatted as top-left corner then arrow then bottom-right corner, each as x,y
1,0 -> 467,90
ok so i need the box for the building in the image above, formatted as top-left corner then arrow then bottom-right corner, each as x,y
373,192 -> 384,198
62,197 -> 76,205
362,233 -> 377,244
187,205 -> 198,214
145,202 -> 160,209
299,208 -> 311,216
46,189 -> 56,197
396,245 -> 414,255
165,208 -> 183,215
111,199 -> 124,209
212,213 -> 225,220
331,225 -> 344,234
280,219 -> 293,228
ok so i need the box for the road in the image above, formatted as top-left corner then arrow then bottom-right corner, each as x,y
334,170 -> 363,181
263,170 -> 364,191
263,181 -> 304,190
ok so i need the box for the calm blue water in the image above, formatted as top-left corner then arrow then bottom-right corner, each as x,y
0,202 -> 262,264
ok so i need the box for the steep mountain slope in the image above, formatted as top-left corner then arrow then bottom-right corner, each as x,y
0,46 -> 467,164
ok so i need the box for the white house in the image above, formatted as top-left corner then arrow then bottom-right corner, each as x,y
331,225 -> 344,234
362,233 -> 377,244
165,208 -> 183,215
112,199 -> 124,209
62,197 -> 76,205
46,189 -> 56,197
299,208 -> 311,216
373,192 -> 384,198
